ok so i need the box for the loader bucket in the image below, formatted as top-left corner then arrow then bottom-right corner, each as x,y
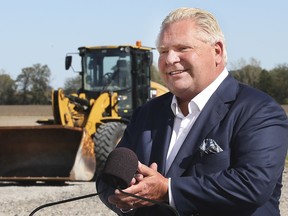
0,125 -> 96,182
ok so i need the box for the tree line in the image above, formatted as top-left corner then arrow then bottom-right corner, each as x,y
231,60 -> 288,104
0,64 -> 52,105
1,60 -> 288,105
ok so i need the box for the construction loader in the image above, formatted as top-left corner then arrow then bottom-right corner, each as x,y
0,41 -> 168,182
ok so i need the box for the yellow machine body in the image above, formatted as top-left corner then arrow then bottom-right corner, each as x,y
0,42 -> 168,182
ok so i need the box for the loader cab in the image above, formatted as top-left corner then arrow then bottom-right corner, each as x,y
66,44 -> 153,119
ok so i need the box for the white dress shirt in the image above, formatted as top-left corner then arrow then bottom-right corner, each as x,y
167,68 -> 229,207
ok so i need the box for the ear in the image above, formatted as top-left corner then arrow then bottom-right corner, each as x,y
214,41 -> 224,65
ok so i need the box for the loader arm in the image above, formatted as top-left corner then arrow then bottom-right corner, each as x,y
85,91 -> 121,136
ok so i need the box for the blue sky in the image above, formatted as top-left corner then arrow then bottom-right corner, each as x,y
1,1 -> 287,88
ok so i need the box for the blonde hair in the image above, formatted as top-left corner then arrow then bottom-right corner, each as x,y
156,7 -> 227,64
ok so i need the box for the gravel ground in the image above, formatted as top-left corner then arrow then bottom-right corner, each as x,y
0,181 -> 116,216
0,106 -> 287,215
0,167 -> 286,216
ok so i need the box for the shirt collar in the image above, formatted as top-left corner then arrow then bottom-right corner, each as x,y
171,68 -> 229,115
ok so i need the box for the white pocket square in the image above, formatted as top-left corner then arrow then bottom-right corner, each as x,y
199,138 -> 223,157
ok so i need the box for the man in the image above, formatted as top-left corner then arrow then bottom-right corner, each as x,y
97,7 -> 288,216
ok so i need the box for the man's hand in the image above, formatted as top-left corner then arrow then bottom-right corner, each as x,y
108,162 -> 169,210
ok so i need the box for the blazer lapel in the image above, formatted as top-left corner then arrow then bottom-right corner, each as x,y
166,74 -> 238,177
149,107 -> 174,174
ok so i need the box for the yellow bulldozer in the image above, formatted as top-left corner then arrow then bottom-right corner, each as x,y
0,41 -> 168,182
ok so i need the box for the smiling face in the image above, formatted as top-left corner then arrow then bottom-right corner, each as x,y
157,19 -> 225,102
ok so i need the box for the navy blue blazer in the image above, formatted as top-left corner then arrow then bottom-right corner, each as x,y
97,74 -> 288,216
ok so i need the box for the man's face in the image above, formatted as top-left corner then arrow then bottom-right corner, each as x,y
157,19 -> 223,101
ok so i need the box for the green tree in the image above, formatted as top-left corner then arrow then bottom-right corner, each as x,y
269,64 -> 288,104
256,69 -> 273,96
16,67 -> 33,104
16,64 -> 52,104
230,58 -> 262,87
30,64 -> 52,104
64,75 -> 81,94
230,60 -> 288,104
0,71 -> 17,104
231,65 -> 262,88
